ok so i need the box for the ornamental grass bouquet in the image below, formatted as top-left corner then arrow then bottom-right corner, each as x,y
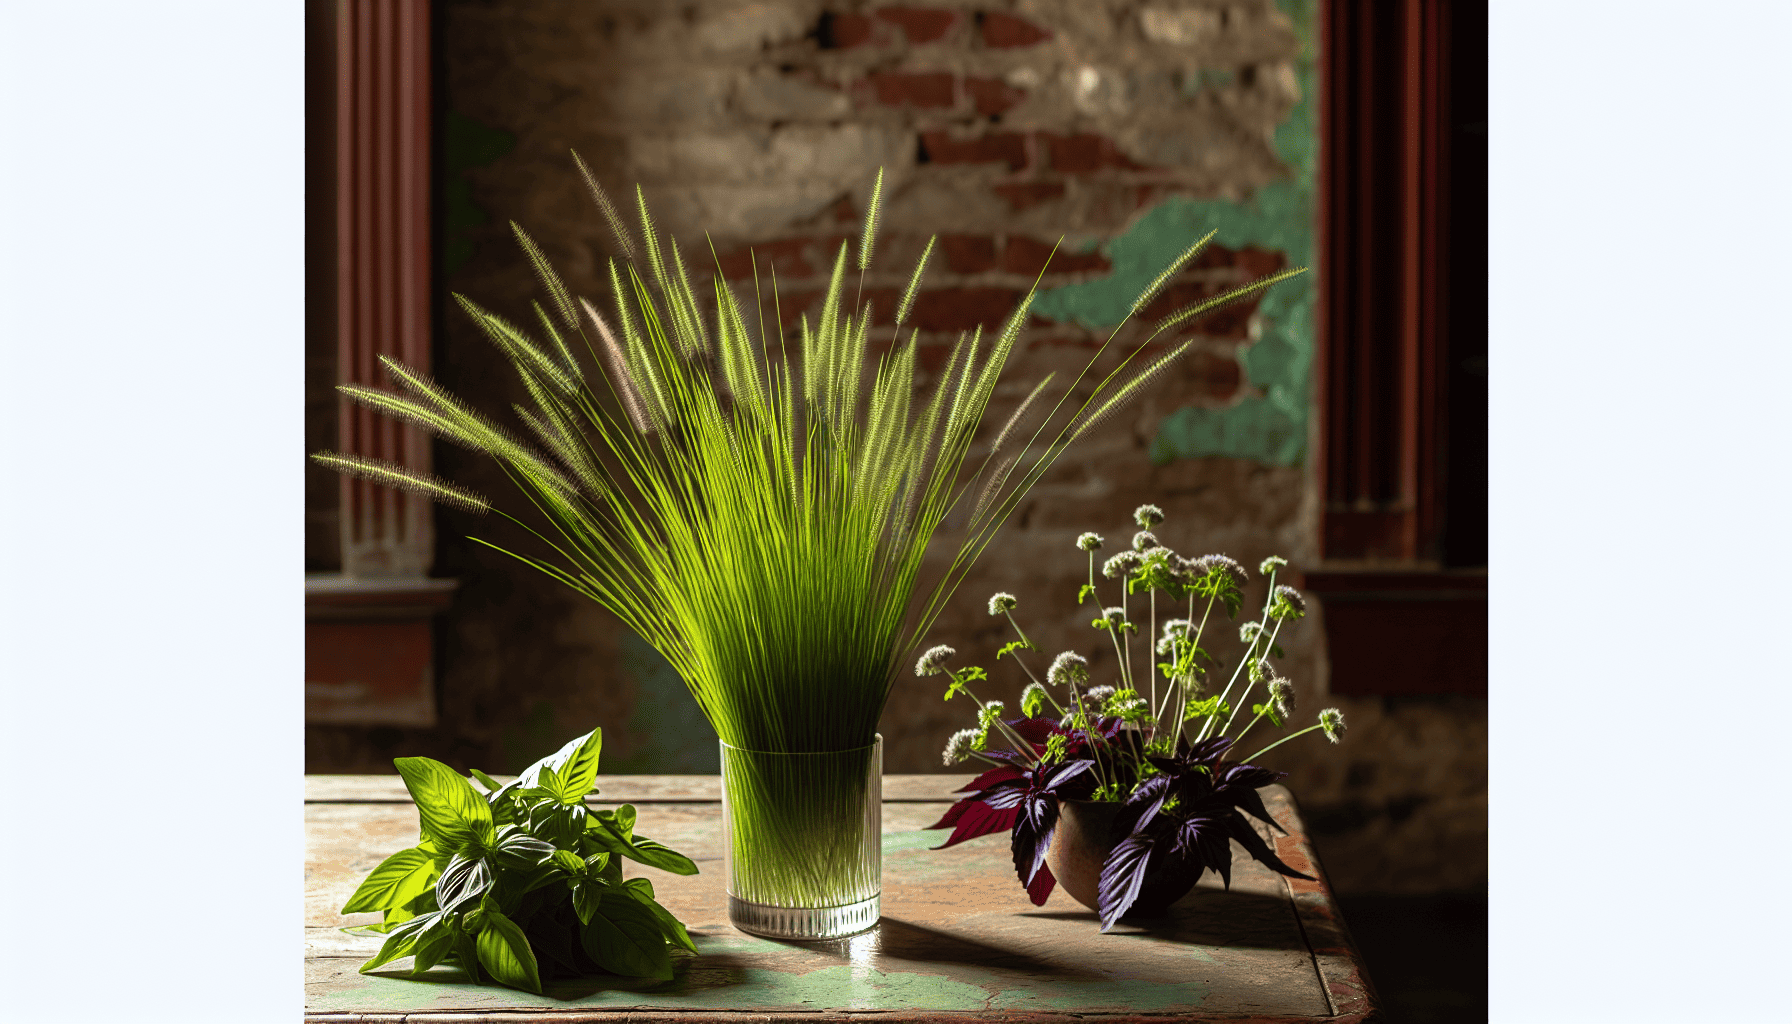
314,159 -> 1304,914
921,503 -> 1345,931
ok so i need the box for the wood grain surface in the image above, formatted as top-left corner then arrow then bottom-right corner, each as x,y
305,777 -> 1380,1022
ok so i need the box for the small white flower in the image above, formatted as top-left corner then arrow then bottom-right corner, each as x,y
1320,707 -> 1346,744
915,644 -> 955,677
1134,503 -> 1165,528
1162,618 -> 1193,639
1240,621 -> 1264,644
1190,553 -> 1247,587
1259,555 -> 1288,576
1076,531 -> 1104,552
1047,651 -> 1090,687
1083,684 -> 1116,704
1273,585 -> 1307,615
987,592 -> 1018,615
942,728 -> 980,765
1101,605 -> 1128,626
1132,530 -> 1160,552
1268,678 -> 1295,717
1102,550 -> 1143,579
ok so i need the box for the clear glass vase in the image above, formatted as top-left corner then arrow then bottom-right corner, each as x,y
718,734 -> 882,939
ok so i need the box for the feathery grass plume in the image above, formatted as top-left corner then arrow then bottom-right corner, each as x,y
982,373 -> 1055,469
578,297 -> 652,433
311,453 -> 490,513
858,167 -> 884,272
1154,266 -> 1309,334
512,221 -> 578,329
894,235 -> 936,328
1066,340 -> 1194,445
1130,229 -> 1216,316
572,149 -> 637,262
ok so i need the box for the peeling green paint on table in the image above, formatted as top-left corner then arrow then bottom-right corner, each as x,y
1031,0 -> 1317,469
305,775 -> 1380,1022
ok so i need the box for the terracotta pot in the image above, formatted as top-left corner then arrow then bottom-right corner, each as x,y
1044,799 -> 1198,918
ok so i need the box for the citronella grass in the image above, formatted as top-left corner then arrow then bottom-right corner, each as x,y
313,161 -> 1305,915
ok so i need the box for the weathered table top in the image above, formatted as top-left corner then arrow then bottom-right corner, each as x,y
306,775 -> 1379,1022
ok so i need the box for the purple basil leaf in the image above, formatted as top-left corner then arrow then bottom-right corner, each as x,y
1026,859 -> 1057,906
1176,812 -> 1233,889
1226,811 -> 1314,881
955,763 -> 1026,794
1188,736 -> 1233,766
1010,794 -> 1057,887
1224,783 -> 1286,835
1217,763 -> 1283,791
1042,759 -> 1093,792
1097,833 -> 1158,932
931,798 -> 1022,850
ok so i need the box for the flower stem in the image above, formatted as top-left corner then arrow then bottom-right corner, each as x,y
1243,722 -> 1324,762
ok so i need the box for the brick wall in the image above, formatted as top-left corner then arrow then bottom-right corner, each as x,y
306,0 -> 1485,897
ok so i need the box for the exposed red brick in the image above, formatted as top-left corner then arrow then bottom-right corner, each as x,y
1040,132 -> 1148,173
964,75 -> 1027,116
939,234 -> 998,274
772,290 -> 821,329
1187,348 -> 1243,402
1235,245 -> 1289,279
1192,241 -> 1238,271
821,12 -> 877,49
1001,236 -> 1111,275
992,181 -> 1065,210
712,238 -> 815,282
981,11 -> 1053,48
874,6 -> 959,43
909,287 -> 1026,332
862,71 -> 956,108
918,129 -> 1028,170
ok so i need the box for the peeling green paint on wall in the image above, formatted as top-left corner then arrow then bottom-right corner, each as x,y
1032,0 -> 1316,467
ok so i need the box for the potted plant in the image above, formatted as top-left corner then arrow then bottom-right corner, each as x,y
315,160 -> 1306,939
921,504 -> 1346,931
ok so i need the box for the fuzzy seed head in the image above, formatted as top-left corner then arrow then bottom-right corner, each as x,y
1084,685 -> 1116,705
1132,530 -> 1161,552
1320,707 -> 1346,743
1240,621 -> 1264,644
1134,503 -> 1165,528
988,592 -> 1018,615
1259,555 -> 1289,576
1047,651 -> 1091,687
942,728 -> 979,765
1076,531 -> 1105,552
916,644 -> 956,677
1101,605 -> 1128,626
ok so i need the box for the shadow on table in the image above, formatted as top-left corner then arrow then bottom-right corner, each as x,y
1023,886 -> 1310,950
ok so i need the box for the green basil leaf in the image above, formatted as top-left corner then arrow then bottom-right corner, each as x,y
468,768 -> 503,794
619,835 -> 699,876
622,877 -> 697,954
614,803 -> 637,839
572,881 -> 602,925
342,847 -> 436,914
494,828 -> 555,871
394,757 -> 493,855
409,914 -> 456,975
580,895 -> 672,981
551,849 -> 586,875
528,800 -> 586,848
516,728 -> 604,804
436,853 -> 493,916
358,910 -> 437,974
584,851 -> 611,874
476,909 -> 542,994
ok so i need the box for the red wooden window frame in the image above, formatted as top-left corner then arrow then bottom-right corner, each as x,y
1308,0 -> 1486,697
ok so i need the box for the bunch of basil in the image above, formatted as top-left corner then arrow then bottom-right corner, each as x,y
340,728 -> 699,993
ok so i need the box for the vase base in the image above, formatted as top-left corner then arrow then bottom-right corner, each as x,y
727,894 -> 880,940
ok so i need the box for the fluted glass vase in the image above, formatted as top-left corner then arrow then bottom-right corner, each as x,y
718,735 -> 882,940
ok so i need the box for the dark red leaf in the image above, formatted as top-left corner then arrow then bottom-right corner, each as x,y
930,797 -> 1021,849
1026,859 -> 1057,906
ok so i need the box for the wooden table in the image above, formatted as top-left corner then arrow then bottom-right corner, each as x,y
307,775 -> 1380,1022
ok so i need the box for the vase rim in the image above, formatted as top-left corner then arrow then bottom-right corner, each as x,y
718,733 -> 882,757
